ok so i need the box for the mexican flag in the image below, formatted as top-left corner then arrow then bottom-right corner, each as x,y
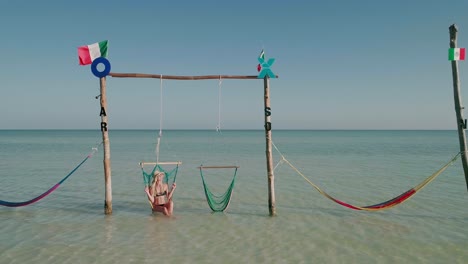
448,48 -> 465,61
78,40 -> 108,65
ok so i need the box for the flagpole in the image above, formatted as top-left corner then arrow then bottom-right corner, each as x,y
449,24 -> 468,191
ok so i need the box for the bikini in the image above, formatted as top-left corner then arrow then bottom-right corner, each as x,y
154,191 -> 168,206
155,191 -> 167,197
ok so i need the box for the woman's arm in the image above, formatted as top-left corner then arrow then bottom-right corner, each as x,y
145,187 -> 155,204
167,183 -> 176,200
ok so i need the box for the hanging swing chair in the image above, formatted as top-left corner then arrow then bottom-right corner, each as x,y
140,161 -> 181,209
196,77 -> 240,212
140,161 -> 181,188
139,76 -> 182,209
198,165 -> 239,212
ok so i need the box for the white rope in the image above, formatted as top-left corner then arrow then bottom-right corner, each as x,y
159,75 -> 163,137
272,141 -> 286,160
216,76 -> 222,132
155,75 -> 163,164
273,159 -> 284,172
201,77 -> 224,165
271,141 -> 287,172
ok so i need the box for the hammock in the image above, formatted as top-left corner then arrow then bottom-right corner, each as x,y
141,161 -> 180,209
199,166 -> 238,212
141,162 -> 180,187
273,141 -> 461,211
0,146 -> 99,207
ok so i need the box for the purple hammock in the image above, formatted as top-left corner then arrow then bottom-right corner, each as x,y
0,149 -> 97,207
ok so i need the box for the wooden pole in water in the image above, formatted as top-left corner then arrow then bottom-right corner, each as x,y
99,77 -> 113,214
263,76 -> 276,216
449,24 -> 468,191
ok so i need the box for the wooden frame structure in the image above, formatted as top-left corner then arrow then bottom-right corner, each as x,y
98,72 -> 278,215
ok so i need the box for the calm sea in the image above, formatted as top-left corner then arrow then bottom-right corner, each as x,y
1,130 -> 467,263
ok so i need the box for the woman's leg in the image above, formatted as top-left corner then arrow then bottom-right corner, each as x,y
152,205 -> 169,215
166,200 -> 174,216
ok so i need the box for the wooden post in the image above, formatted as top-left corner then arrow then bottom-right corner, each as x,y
449,24 -> 468,191
100,77 -> 113,214
263,76 -> 276,216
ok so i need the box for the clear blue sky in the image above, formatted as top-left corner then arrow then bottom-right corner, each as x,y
1,0 -> 468,130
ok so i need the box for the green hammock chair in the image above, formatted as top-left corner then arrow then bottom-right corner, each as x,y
141,161 -> 181,208
198,165 -> 239,212
141,162 -> 181,186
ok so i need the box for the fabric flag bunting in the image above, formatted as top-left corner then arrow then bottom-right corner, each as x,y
448,48 -> 465,61
78,40 -> 108,65
257,49 -> 265,72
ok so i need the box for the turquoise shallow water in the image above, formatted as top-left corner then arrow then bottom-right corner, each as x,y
1,130 -> 467,263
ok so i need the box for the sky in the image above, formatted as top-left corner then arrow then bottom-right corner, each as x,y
1,0 -> 468,130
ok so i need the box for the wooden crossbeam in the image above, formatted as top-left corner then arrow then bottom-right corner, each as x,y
139,161 -> 182,167
109,72 -> 278,80
197,165 -> 240,169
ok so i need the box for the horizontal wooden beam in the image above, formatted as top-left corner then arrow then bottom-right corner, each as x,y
109,72 -> 278,80
140,161 -> 182,166
198,165 -> 240,169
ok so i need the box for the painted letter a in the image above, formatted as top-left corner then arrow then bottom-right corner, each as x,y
100,107 -> 107,117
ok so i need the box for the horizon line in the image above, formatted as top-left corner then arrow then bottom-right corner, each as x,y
0,128 -> 457,131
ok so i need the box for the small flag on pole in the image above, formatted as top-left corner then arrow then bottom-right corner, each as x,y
449,48 -> 465,61
78,40 -> 108,65
257,49 -> 265,72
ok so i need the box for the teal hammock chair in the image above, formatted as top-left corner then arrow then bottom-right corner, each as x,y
140,161 -> 181,209
140,162 -> 181,188
198,165 -> 239,212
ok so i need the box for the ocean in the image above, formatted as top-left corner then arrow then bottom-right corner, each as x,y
0,130 -> 467,263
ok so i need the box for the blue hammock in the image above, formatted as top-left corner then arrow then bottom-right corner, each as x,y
1,146 -> 99,207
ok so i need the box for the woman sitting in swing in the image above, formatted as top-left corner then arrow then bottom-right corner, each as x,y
144,171 -> 176,216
